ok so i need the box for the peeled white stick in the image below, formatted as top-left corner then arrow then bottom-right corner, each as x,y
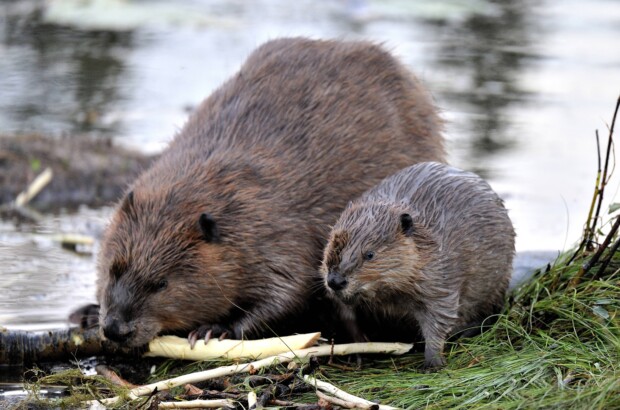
91,341 -> 412,406
158,399 -> 236,409
304,374 -> 400,410
51,234 -> 95,246
247,391 -> 258,409
316,390 -> 364,409
14,167 -> 53,207
145,332 -> 321,361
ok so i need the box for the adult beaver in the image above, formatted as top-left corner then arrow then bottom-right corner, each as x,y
321,162 -> 515,368
72,38 -> 445,347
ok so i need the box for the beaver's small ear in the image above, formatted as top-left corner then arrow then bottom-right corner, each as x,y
400,213 -> 414,236
120,191 -> 134,213
199,213 -> 220,243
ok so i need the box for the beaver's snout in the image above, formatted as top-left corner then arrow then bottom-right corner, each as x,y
327,270 -> 348,291
103,315 -> 135,344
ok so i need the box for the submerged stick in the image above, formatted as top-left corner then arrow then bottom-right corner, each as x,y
91,342 -> 413,406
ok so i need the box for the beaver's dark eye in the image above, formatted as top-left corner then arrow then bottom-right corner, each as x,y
363,251 -> 375,261
156,279 -> 168,291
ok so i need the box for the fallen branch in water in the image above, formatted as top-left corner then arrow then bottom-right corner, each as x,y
14,167 -> 54,208
89,342 -> 413,406
0,167 -> 54,222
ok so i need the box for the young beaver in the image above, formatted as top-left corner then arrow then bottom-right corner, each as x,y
70,38 -> 446,347
321,162 -> 515,368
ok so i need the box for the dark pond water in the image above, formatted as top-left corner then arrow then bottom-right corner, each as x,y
0,0 -> 619,334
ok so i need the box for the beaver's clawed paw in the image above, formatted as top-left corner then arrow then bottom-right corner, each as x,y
423,355 -> 447,372
68,304 -> 100,329
187,324 -> 233,349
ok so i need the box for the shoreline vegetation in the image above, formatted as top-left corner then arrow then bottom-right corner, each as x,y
3,97 -> 620,408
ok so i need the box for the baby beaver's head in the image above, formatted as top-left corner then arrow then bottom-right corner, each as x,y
321,201 -> 437,305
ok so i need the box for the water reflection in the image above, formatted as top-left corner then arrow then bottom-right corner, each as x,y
1,3 -> 133,136
0,208 -> 107,329
0,0 -> 619,332
427,0 -> 539,177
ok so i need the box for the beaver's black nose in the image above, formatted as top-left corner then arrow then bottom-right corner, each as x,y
102,316 -> 134,343
327,270 -> 348,291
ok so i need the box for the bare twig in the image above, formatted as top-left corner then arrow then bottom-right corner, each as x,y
158,399 -> 236,408
316,389 -> 365,409
247,391 -> 258,409
569,96 -> 620,287
567,131 -> 602,265
303,374 -> 398,410
570,215 -> 620,288
594,96 -> 620,228
89,342 -> 412,406
566,96 -> 619,267
592,234 -> 620,280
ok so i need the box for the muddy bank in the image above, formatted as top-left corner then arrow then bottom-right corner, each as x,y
0,134 -> 156,212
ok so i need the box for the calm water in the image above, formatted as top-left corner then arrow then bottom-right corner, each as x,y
1,0 -> 619,329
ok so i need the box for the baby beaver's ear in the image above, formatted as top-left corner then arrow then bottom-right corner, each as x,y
400,214 -> 437,254
198,213 -> 220,243
400,213 -> 414,237
120,190 -> 134,214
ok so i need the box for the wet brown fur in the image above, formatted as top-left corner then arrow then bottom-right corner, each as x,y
321,162 -> 515,368
88,38 -> 446,346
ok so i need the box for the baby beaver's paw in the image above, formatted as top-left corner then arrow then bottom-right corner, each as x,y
187,324 -> 237,349
423,354 -> 447,372
68,304 -> 100,329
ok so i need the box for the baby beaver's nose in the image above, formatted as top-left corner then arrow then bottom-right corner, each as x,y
327,270 -> 348,291
102,316 -> 134,344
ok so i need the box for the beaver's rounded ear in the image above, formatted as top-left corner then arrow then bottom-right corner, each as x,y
400,213 -> 414,237
198,213 -> 220,243
120,191 -> 134,214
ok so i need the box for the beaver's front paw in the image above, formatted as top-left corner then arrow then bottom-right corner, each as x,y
423,354 -> 447,371
187,324 -> 236,349
68,304 -> 100,329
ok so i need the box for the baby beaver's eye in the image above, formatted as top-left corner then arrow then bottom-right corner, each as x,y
156,279 -> 168,291
363,251 -> 375,261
